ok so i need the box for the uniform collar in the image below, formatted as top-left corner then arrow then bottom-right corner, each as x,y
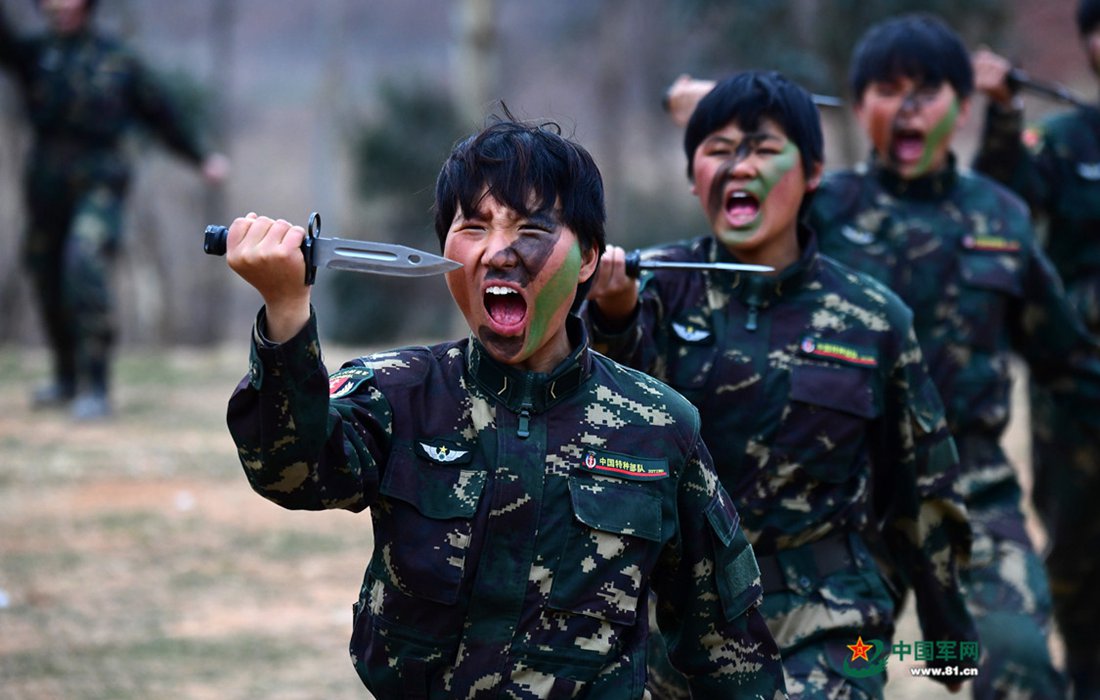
870,151 -> 958,200
708,225 -> 820,307
466,315 -> 592,414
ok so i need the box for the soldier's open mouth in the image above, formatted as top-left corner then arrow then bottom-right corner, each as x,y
726,190 -> 760,228
892,129 -> 926,163
485,286 -> 527,328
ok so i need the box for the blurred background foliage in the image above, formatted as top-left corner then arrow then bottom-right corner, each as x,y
1,0 -> 1068,347
333,0 -> 1011,342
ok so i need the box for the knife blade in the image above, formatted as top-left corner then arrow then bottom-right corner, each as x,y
203,212 -> 461,283
624,250 -> 773,278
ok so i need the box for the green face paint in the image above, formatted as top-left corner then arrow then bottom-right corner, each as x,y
910,98 -> 959,177
710,139 -> 800,246
519,241 -> 582,358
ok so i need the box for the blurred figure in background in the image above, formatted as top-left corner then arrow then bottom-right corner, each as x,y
0,0 -> 229,420
972,1 -> 1100,696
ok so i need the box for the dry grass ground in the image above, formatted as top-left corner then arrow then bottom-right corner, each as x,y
0,347 -> 1060,699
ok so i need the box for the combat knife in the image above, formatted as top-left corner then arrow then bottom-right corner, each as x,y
624,250 -> 773,278
204,212 -> 461,283
1007,68 -> 1093,110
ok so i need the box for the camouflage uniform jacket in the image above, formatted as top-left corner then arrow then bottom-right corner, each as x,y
584,230 -> 975,648
0,14 -> 207,190
226,311 -> 788,699
807,156 -> 1100,498
974,103 -> 1100,330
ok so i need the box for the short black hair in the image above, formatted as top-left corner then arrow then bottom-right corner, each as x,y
1078,0 -> 1100,35
849,14 -> 974,102
683,70 -> 823,181
434,119 -> 606,310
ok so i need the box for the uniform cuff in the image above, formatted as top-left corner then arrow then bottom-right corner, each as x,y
248,306 -> 324,391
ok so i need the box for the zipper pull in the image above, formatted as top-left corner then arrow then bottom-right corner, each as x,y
745,303 -> 759,331
517,404 -> 532,439
744,278 -> 762,332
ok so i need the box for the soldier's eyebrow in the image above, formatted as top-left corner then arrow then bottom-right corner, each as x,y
523,211 -> 560,230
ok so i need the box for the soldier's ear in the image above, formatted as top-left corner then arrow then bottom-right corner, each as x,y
956,96 -> 972,130
806,161 -> 824,192
578,240 -> 599,283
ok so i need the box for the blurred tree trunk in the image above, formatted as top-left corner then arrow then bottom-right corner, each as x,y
454,0 -> 498,126
193,0 -> 235,344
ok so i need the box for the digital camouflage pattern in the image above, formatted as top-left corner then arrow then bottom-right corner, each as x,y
807,156 -> 1100,698
974,103 -> 1100,687
585,231 -> 975,697
226,312 -> 788,699
0,12 -> 208,395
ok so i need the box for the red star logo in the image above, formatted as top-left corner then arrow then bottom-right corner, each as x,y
847,636 -> 873,663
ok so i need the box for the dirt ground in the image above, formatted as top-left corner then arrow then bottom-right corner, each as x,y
0,346 -> 1061,699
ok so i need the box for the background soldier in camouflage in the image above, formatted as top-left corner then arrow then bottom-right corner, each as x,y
0,0 -> 228,420
804,14 -> 1100,698
221,120 -> 787,698
585,71 -> 975,698
972,3 -> 1100,694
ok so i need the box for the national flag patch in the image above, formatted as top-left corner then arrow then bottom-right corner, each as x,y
962,235 -> 1021,253
799,337 -> 877,367
582,450 -> 668,480
328,366 -> 374,398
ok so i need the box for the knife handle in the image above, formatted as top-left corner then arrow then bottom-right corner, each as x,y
624,250 -> 642,279
202,213 -> 322,286
203,225 -> 229,256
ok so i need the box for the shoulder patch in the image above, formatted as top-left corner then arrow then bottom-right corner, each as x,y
415,439 -> 473,464
582,450 -> 669,481
799,336 -> 878,368
328,366 -> 374,398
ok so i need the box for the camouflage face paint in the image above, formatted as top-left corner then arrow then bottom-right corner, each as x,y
883,84 -> 960,178
477,211 -> 580,363
706,137 -> 801,245
908,97 -> 959,178
518,241 -> 581,357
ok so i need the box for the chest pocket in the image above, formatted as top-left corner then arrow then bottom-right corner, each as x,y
548,475 -> 664,627
664,308 -> 718,393
957,243 -> 1024,352
779,362 -> 880,484
370,442 -> 487,605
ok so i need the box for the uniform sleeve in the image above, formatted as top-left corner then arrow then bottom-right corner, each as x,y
583,275 -> 667,376
651,439 -> 787,698
972,103 -> 1054,213
878,324 -> 978,659
128,53 -> 209,164
226,307 -> 391,512
1012,241 -> 1100,423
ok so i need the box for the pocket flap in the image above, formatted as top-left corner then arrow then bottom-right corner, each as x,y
568,476 -> 662,542
381,448 -> 487,519
789,362 -> 879,419
958,248 -> 1023,296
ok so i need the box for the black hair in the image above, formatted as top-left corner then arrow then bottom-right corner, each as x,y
683,70 -> 823,181
849,14 -> 974,101
1078,0 -> 1100,35
433,117 -> 606,310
